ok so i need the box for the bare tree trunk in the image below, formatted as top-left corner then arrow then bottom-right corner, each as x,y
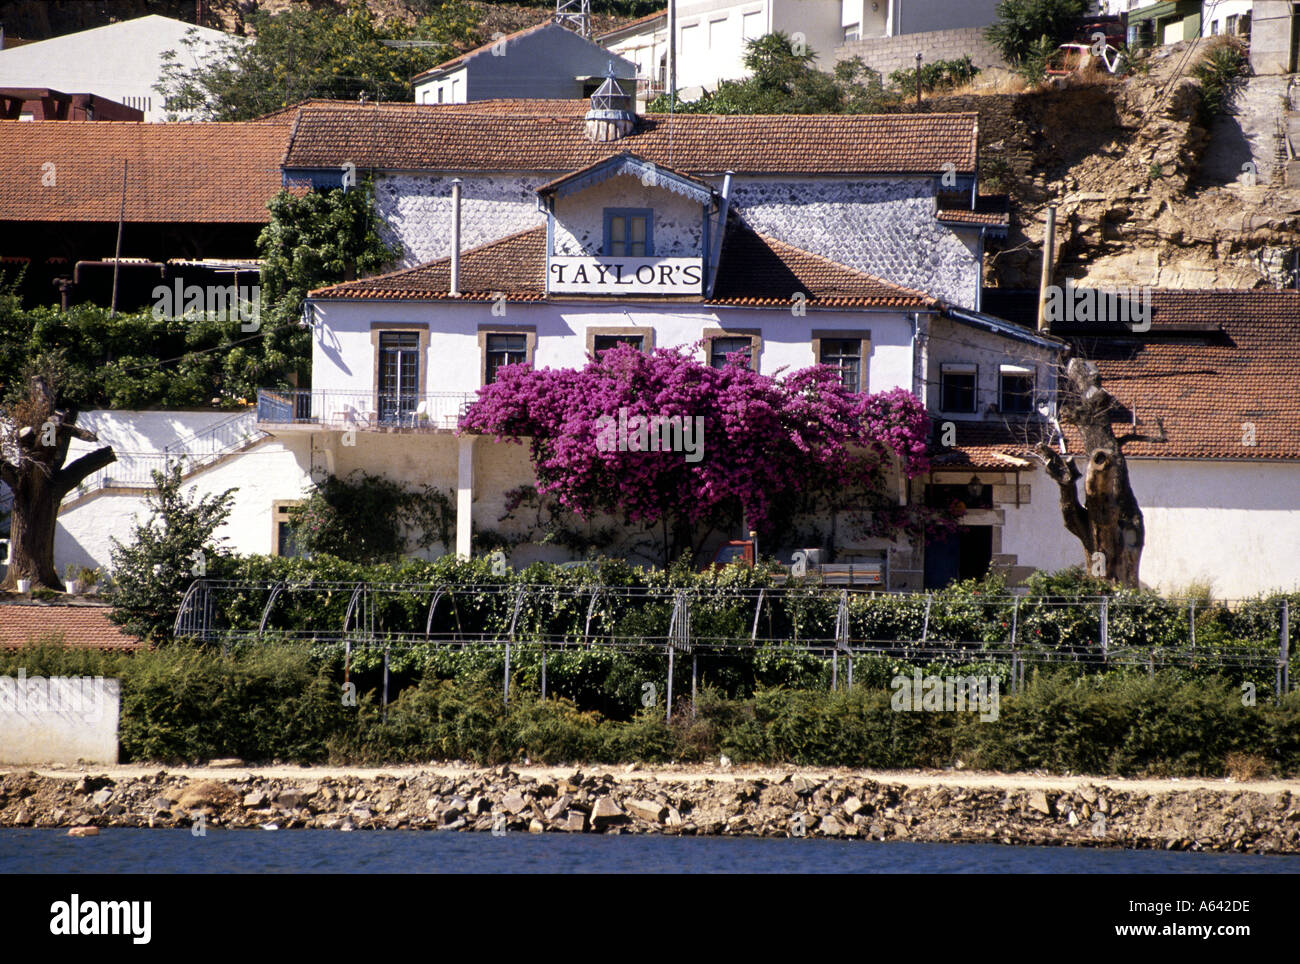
1035,358 -> 1164,588
2,376 -> 116,591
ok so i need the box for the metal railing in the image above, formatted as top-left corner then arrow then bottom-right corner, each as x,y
174,581 -> 1294,717
67,411 -> 266,501
163,410 -> 262,465
256,389 -> 476,432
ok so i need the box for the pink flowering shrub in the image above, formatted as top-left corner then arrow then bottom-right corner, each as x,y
460,344 -> 934,552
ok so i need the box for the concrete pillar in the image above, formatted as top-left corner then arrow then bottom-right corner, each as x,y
1249,2 -> 1296,75
456,434 -> 475,559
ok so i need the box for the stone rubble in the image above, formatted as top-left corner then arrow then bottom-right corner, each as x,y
1,768 -> 1296,853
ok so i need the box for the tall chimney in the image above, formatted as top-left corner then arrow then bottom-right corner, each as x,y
450,178 -> 462,297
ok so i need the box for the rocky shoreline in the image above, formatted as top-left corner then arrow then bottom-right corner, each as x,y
3,767 -> 1298,854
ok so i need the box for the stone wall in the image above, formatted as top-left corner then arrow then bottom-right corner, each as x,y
835,26 -> 1007,78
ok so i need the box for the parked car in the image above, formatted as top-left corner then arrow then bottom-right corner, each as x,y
1047,41 -> 1124,76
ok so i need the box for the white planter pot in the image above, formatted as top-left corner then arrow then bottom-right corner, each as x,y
16,578 -> 31,594
68,580 -> 83,595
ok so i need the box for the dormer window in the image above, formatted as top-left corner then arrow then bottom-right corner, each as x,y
604,208 -> 653,256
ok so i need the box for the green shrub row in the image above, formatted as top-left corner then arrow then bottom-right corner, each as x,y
4,644 -> 1296,775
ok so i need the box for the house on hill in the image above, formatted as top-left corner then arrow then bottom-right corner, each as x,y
413,22 -> 636,105
0,14 -> 240,122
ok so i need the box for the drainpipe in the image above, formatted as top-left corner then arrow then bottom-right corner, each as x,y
910,311 -> 929,408
450,178 -> 462,298
704,171 -> 732,300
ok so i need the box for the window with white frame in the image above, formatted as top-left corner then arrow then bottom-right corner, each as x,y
999,365 -> 1035,414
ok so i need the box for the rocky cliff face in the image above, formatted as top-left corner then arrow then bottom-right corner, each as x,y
920,42 -> 1300,292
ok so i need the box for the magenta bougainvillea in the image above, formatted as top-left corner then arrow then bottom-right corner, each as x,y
460,344 -> 933,545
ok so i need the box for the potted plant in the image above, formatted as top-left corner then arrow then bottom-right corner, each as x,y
65,563 -> 83,594
78,566 -> 102,596
15,577 -> 31,594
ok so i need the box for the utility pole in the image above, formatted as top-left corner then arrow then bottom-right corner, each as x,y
667,0 -> 677,105
1036,204 -> 1057,333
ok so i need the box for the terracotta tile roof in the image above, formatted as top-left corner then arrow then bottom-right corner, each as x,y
0,604 -> 145,651
314,227 -> 550,301
930,420 -> 1040,469
709,227 -> 937,308
283,103 -> 979,176
1061,290 -> 1300,461
413,21 -> 555,80
311,223 -> 938,309
937,192 -> 1009,229
0,121 -> 292,223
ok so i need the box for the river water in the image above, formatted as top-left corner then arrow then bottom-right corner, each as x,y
3,829 -> 1299,873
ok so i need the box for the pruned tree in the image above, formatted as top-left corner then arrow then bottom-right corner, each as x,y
1034,357 -> 1165,587
1,355 -> 116,591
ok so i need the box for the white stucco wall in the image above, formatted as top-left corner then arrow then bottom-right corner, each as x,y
552,175 -> 707,257
1000,459 -> 1300,598
55,435 -> 313,575
1129,459 -> 1300,598
0,675 -> 120,765
312,300 -> 918,397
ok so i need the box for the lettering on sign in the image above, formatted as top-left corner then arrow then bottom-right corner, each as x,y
548,257 -> 703,295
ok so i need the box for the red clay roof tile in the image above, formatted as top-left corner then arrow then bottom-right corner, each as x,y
0,604 -> 145,651
0,120 -> 292,223
283,102 -> 979,175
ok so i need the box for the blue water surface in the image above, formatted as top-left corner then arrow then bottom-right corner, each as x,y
3,829 -> 1299,873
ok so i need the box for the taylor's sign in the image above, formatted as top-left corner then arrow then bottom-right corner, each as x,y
548,256 -> 703,294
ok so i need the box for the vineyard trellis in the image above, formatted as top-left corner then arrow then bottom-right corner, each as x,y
174,580 -> 1293,718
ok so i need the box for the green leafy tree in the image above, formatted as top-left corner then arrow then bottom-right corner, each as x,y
156,0 -> 479,121
985,0 -> 1089,65
107,464 -> 236,642
257,180 -> 403,361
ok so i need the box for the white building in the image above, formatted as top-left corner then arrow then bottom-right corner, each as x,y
41,92 -> 1300,598
412,21 -> 636,105
0,14 -> 240,122
598,0 -> 1005,95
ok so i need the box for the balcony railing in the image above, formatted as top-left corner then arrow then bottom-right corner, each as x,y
256,389 -> 477,432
